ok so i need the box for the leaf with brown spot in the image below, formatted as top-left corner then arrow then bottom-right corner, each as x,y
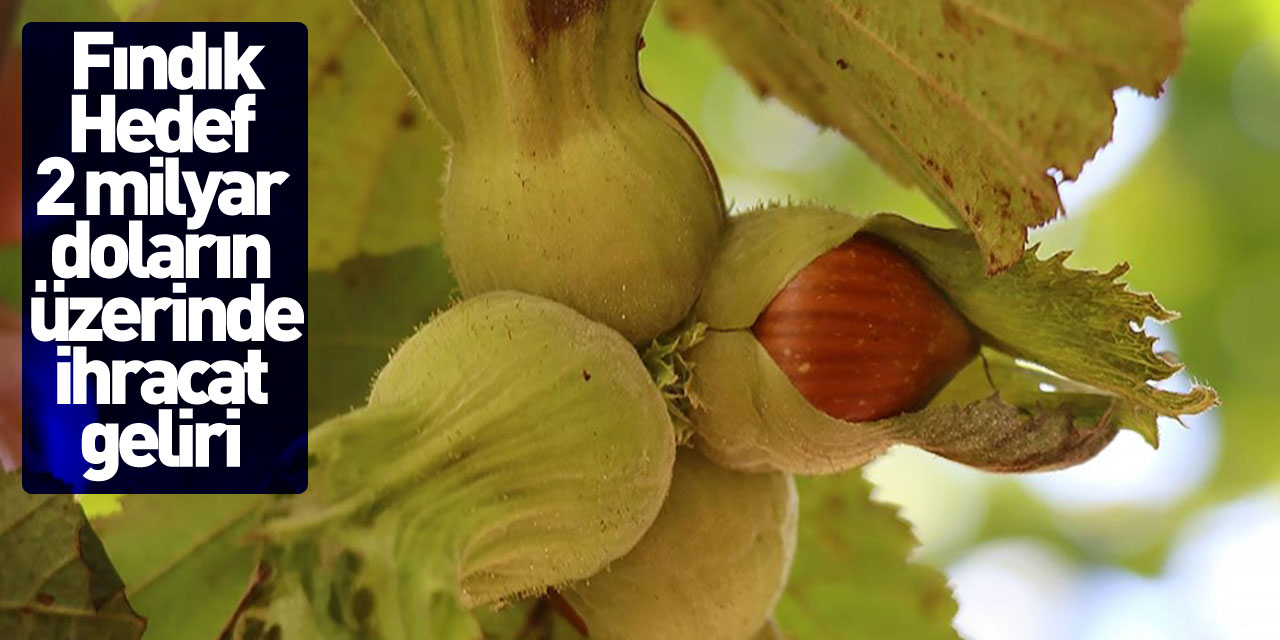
664,0 -> 1189,271
0,472 -> 147,640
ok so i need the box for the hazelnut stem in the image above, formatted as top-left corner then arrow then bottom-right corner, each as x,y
356,0 -> 651,148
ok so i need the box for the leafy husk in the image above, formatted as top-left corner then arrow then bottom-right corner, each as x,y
864,213 -> 1217,443
688,206 -> 1214,473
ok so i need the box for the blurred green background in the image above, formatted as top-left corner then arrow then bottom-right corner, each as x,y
636,1 -> 1280,638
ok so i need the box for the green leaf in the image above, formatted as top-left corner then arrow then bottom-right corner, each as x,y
93,494 -> 266,640
777,471 -> 959,640
0,472 -> 146,640
129,0 -> 450,270
307,246 -> 457,426
663,0 -> 1189,272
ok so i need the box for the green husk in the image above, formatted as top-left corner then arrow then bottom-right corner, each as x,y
563,449 -> 797,640
231,293 -> 676,638
352,0 -> 726,343
688,205 -> 1215,474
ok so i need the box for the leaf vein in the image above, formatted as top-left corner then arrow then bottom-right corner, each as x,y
807,0 -> 1041,183
127,498 -> 263,596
